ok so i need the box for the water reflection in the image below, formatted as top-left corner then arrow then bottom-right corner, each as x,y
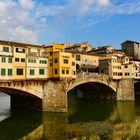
117,101 -> 135,122
43,112 -> 67,140
0,109 -> 42,140
0,94 -> 140,140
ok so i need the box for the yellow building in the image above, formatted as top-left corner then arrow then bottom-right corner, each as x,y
52,52 -> 76,79
13,43 -> 26,80
44,44 -> 65,78
0,41 -> 13,80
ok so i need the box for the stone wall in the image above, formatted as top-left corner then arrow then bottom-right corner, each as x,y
43,80 -> 67,112
117,79 -> 134,101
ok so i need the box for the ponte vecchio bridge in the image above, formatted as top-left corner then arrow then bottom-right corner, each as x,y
0,73 -> 138,112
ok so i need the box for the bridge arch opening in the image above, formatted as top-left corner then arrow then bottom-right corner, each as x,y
0,87 -> 42,110
67,82 -> 116,122
68,82 -> 116,100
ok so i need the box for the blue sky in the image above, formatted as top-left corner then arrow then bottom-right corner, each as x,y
0,0 -> 140,49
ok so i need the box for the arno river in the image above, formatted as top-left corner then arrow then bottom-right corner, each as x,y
0,92 -> 140,140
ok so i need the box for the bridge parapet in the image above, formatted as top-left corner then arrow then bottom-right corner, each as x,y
61,72 -> 117,93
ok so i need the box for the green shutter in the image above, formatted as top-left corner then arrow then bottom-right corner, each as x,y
1,57 -> 6,63
30,69 -> 34,75
8,58 -> 12,63
3,47 -> 9,52
1,68 -> 5,76
8,69 -> 12,76
39,69 -> 45,75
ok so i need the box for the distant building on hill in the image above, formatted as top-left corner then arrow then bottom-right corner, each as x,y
121,40 -> 140,60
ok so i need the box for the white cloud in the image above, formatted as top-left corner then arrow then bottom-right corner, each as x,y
19,0 -> 35,9
0,0 -> 140,44
62,0 -> 140,28
0,0 -> 43,44
98,0 -> 110,6
36,5 -> 64,17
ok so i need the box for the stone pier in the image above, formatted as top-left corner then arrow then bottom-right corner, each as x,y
117,79 -> 135,101
43,80 -> 67,112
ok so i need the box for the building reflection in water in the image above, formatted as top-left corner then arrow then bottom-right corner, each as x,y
0,109 -> 67,140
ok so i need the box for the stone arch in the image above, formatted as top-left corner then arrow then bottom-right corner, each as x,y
67,80 -> 117,94
0,87 -> 42,109
0,87 -> 42,99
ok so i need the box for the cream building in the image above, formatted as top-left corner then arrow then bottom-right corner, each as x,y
99,55 -> 133,79
27,46 -> 48,79
71,52 -> 99,72
0,40 -> 49,81
0,41 -> 13,80
13,44 -> 26,80
132,60 -> 140,79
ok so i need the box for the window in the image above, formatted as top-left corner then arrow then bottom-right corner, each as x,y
62,69 -> 65,74
54,59 -> 58,63
1,68 -> 5,76
72,70 -> 76,75
125,73 -> 129,76
28,59 -> 36,63
64,59 -> 68,64
72,62 -> 75,66
66,70 -> 69,74
1,57 -> 6,63
8,57 -> 12,63
15,58 -> 19,62
124,65 -> 128,68
39,69 -> 45,75
21,58 -> 25,62
8,69 -> 12,76
17,68 -> 23,75
49,52 -> 52,56
76,55 -> 81,61
40,60 -> 47,64
16,48 -> 25,53
54,69 -> 58,74
125,58 -> 129,61
3,47 -> 9,52
30,69 -> 34,75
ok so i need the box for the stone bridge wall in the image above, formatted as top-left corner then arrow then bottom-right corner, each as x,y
0,74 -> 136,112
62,73 -> 117,93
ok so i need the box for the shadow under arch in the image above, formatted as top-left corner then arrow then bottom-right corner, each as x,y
134,81 -> 140,96
68,82 -> 116,100
68,82 -> 116,123
0,87 -> 42,110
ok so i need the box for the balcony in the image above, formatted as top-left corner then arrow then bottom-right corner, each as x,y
0,51 -> 13,56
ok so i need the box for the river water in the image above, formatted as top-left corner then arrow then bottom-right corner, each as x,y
0,93 -> 140,140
